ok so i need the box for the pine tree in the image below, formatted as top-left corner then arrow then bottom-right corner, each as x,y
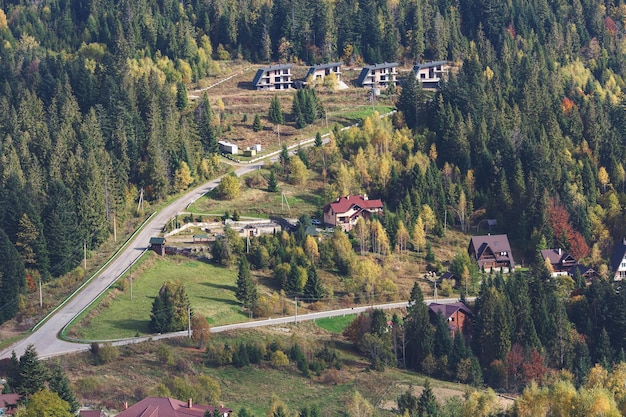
0,228 -> 26,324
176,82 -> 188,110
48,364 -> 79,413
268,95 -> 284,125
396,73 -> 423,130
236,257 -> 258,314
253,114 -> 262,132
150,287 -> 174,333
404,282 -> 433,371
303,265 -> 325,301
417,379 -> 439,417
314,132 -> 323,147
17,345 -> 48,396
268,170 -> 279,192
198,93 -> 217,154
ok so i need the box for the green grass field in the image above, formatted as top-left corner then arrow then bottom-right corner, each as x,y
74,254 -> 242,340
188,173 -> 324,219
315,314 -> 356,334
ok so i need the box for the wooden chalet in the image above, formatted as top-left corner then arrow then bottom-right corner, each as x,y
541,248 -> 578,276
428,302 -> 473,338
468,234 -> 515,272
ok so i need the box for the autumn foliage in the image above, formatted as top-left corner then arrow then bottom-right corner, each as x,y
548,199 -> 590,259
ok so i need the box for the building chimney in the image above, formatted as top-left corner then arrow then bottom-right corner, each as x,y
623,237 -> 626,246
123,402 -> 128,411
187,399 -> 193,409
558,248 -> 562,255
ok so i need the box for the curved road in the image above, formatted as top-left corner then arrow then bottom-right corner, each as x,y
34,298 -> 468,360
0,164 -> 264,360
0,112 -> 395,360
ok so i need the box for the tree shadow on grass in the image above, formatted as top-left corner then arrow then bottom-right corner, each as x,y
202,296 -> 240,306
201,281 -> 237,292
106,318 -> 150,334
294,193 -> 321,207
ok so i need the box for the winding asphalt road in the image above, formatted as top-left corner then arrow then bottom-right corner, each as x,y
0,111 -> 398,361
0,164 -> 265,360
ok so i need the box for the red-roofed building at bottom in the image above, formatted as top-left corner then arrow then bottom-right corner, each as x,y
115,397 -> 232,417
0,393 -> 20,415
322,195 -> 383,231
428,302 -> 473,339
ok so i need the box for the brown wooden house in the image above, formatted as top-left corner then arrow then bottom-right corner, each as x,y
428,302 -> 473,338
541,248 -> 578,276
468,234 -> 515,272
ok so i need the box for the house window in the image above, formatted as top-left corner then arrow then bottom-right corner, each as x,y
622,262 -> 626,268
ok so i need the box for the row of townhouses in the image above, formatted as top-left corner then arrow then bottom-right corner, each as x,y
252,61 -> 451,90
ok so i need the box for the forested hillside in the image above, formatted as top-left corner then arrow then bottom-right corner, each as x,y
0,0 -> 625,334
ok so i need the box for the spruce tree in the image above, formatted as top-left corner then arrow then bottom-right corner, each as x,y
417,379 -> 439,417
268,95 -> 284,125
236,257 -> 258,314
198,93 -> 217,154
17,345 -> 48,396
0,228 -> 25,324
268,170 -> 279,192
404,282 -> 433,371
303,265 -> 325,301
48,364 -> 79,413
253,114 -> 262,132
314,132 -> 323,147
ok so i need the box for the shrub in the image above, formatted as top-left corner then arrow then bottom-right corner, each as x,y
95,343 -> 119,364
156,344 -> 174,365
270,350 -> 289,367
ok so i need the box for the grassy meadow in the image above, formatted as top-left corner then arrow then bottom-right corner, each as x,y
72,254 -> 242,340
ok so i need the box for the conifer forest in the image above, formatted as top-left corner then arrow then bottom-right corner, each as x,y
2,0 -> 626,408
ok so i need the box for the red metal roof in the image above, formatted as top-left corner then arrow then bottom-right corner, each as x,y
324,195 -> 383,214
115,398 -> 231,417
0,394 -> 20,415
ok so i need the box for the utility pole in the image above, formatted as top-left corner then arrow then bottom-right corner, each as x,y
130,265 -> 133,301
295,296 -> 298,324
39,280 -> 42,308
113,212 -> 117,242
187,305 -> 192,337
83,239 -> 87,270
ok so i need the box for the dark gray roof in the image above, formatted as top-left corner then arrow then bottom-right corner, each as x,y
610,241 -> 626,275
428,302 -> 473,319
357,62 -> 399,86
541,248 -> 576,265
149,237 -> 165,245
568,264 -> 597,277
306,62 -> 342,77
413,60 -> 448,72
252,64 -> 293,86
468,234 -> 515,268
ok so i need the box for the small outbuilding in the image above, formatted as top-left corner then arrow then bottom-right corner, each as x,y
149,237 -> 166,256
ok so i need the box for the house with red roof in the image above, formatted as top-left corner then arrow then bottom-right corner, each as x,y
115,397 -> 231,417
0,394 -> 20,416
322,195 -> 383,231
428,302 -> 473,338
